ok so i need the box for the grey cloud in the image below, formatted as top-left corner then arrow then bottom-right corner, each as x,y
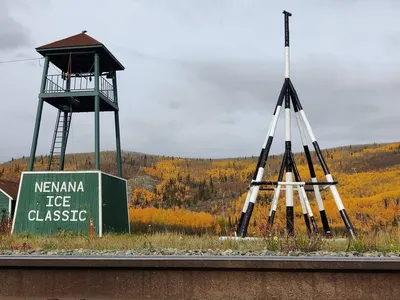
133,55 -> 398,155
0,0 -> 399,162
0,1 -> 33,51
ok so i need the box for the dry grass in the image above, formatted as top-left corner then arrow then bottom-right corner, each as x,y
0,228 -> 399,254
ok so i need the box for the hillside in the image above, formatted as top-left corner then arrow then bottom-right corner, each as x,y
1,142 -> 399,236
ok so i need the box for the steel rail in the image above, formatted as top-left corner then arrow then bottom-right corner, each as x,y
0,255 -> 399,271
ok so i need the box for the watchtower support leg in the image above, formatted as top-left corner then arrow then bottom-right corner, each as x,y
28,56 -> 50,171
94,53 -> 101,170
112,73 -> 123,177
59,111 -> 69,170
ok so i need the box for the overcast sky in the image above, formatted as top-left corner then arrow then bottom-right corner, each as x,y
0,0 -> 399,162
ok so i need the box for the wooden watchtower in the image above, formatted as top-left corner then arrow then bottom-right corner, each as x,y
29,31 -> 125,176
12,32 -> 130,237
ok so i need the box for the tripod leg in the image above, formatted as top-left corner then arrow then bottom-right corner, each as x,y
268,185 -> 282,231
297,183 -> 312,237
293,101 -> 331,237
289,152 -> 319,235
267,151 -> 287,231
289,80 -> 356,239
236,190 -> 253,236
237,80 -> 288,237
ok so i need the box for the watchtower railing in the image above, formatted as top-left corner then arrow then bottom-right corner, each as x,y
44,74 -> 115,102
99,77 -> 114,102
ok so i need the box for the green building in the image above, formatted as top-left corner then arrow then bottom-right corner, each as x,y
0,180 -> 19,218
12,171 -> 129,236
11,32 -> 129,236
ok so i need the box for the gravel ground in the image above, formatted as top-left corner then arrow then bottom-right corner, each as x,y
0,249 -> 399,257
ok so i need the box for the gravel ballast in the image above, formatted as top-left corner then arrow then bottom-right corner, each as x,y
0,249 -> 399,257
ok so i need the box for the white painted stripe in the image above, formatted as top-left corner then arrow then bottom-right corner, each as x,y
0,189 -> 13,201
269,185 -> 282,215
125,179 -> 131,234
295,112 -> 307,146
285,46 -> 290,78
269,106 -> 282,137
326,174 -> 345,211
299,110 -> 316,142
285,108 -> 291,141
285,172 -> 293,206
8,197 -> 12,218
276,181 -> 307,186
102,171 -> 127,182
249,168 -> 264,204
311,177 -> 325,211
326,174 -> 334,182
21,170 -> 101,175
242,187 -> 253,213
262,123 -> 273,148
299,186 -> 315,217
11,173 -> 24,234
260,105 -> 282,148
271,187 -> 305,191
98,172 -> 103,238
297,186 -> 307,214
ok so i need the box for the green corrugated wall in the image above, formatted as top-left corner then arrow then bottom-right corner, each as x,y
101,173 -> 129,234
0,191 -> 10,217
13,172 -> 99,235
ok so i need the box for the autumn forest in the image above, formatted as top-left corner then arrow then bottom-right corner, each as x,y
1,142 -> 399,236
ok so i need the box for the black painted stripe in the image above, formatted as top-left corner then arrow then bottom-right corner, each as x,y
260,136 -> 273,168
288,151 -> 300,181
252,148 -> 264,180
303,213 -> 311,235
278,151 -> 287,181
319,210 -> 331,235
286,206 -> 294,236
273,80 -> 289,114
285,86 -> 290,109
288,79 -> 302,110
268,210 -> 276,225
292,87 -> 299,112
312,141 -> 330,175
285,142 -> 292,172
283,11 -> 291,47
339,209 -> 357,238
236,212 -> 245,234
303,145 -> 316,178
310,216 -> 319,234
237,202 -> 255,237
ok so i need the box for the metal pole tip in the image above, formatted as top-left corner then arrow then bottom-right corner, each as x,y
283,10 -> 292,17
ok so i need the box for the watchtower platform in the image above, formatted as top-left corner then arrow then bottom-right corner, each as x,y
36,31 -> 124,112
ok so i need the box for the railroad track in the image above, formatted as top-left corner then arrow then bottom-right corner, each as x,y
0,255 -> 399,299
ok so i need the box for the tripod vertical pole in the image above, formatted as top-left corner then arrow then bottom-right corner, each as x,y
283,10 -> 294,236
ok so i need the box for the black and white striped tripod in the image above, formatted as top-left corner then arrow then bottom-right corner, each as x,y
236,11 -> 356,240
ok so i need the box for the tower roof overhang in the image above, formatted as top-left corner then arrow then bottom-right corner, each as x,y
36,32 -> 125,73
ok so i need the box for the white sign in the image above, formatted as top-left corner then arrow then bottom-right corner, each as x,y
28,181 -> 88,222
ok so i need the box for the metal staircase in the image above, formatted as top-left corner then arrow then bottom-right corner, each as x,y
48,109 -> 72,170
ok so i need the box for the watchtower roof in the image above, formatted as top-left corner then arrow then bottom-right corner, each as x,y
0,180 -> 19,199
36,31 -> 125,73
